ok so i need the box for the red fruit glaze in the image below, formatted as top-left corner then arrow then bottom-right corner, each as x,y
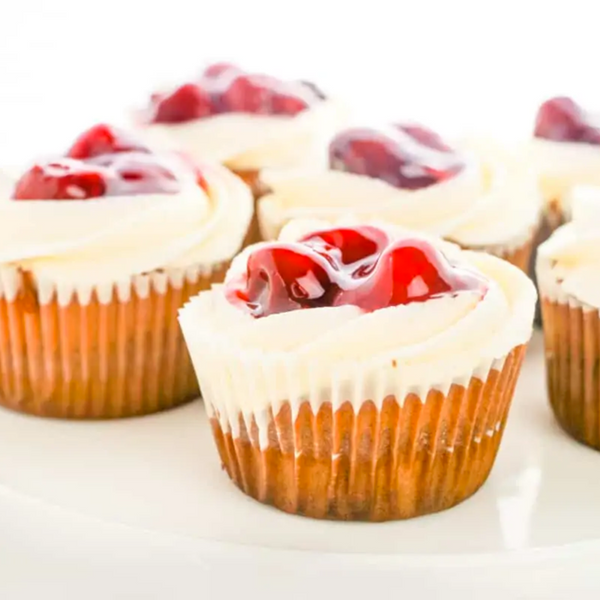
534,96 -> 600,144
90,152 -> 180,196
12,159 -> 109,201
226,226 -> 487,318
67,124 -> 150,159
329,124 -> 465,190
151,83 -> 213,124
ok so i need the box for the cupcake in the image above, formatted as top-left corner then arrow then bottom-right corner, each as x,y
258,122 -> 541,272
529,96 -> 600,234
136,63 -> 345,243
0,123 -> 252,419
179,220 -> 536,520
537,186 -> 600,449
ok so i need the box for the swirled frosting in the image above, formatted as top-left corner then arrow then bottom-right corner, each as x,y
537,185 -> 600,307
0,159 -> 252,294
180,220 -> 536,431
527,138 -> 600,216
259,140 -> 540,251
139,100 -> 345,172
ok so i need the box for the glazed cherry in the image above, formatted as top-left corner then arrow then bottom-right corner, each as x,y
202,62 -> 240,79
150,83 -> 213,124
227,226 -> 487,318
230,244 -> 339,317
329,124 -> 465,190
91,152 -> 180,196
301,226 -> 389,273
534,97 -> 600,144
336,238 -> 487,311
12,159 -> 110,201
67,124 -> 150,159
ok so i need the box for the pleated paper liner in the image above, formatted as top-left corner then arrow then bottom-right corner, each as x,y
208,345 -> 526,521
231,168 -> 270,246
0,263 -> 227,419
541,297 -> 600,450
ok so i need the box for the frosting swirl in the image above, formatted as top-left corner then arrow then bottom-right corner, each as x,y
259,140 -> 540,251
139,100 -> 346,172
0,159 -> 252,289
180,221 -> 536,421
527,138 -> 600,217
537,186 -> 600,308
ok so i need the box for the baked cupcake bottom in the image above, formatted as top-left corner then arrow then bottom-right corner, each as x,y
208,345 -> 526,521
0,263 -> 228,419
541,297 -> 600,450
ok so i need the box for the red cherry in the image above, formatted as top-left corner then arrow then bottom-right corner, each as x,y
67,123 -> 150,159
336,238 -> 487,311
203,62 -> 239,79
271,93 -> 310,116
226,226 -> 487,318
300,226 -> 389,273
150,83 -> 213,124
12,159 -> 109,200
228,244 -> 339,317
221,74 -> 276,114
534,96 -> 600,144
329,125 -> 465,190
90,152 -> 180,196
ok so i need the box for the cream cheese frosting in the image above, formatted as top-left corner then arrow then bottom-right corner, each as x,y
139,99 -> 345,173
527,138 -> 600,216
180,220 -> 536,441
0,159 -> 253,301
259,140 -> 541,251
537,185 -> 600,308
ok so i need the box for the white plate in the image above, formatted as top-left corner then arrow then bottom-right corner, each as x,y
0,331 -> 599,599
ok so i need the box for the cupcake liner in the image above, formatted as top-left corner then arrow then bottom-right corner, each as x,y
204,345 -> 526,521
232,169 -> 269,246
541,296 -> 600,450
0,263 -> 227,419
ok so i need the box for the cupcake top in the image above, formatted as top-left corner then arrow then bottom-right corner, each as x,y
180,220 -> 536,421
528,96 -> 600,212
259,123 -> 541,250
0,124 -> 252,302
137,63 -> 345,172
537,185 -> 600,307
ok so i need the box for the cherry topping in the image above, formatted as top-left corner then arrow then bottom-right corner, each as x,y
12,159 -> 109,201
151,83 -> 213,124
534,96 -> 600,144
147,64 -> 322,124
226,226 -> 487,318
67,124 -> 150,159
230,245 -> 339,317
329,124 -> 465,190
335,238 -> 486,312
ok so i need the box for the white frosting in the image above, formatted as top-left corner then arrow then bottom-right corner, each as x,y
139,100 -> 346,172
259,140 -> 540,251
0,159 -> 252,303
537,185 -> 600,308
180,221 -> 536,444
527,138 -> 600,216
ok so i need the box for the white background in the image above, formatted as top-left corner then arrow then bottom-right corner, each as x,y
1,2 -> 600,598
1,0 -> 600,161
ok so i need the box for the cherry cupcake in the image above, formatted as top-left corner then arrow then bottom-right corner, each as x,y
0,124 -> 252,419
137,64 -> 344,242
179,220 -> 536,520
537,187 -> 600,449
259,123 -> 541,273
530,96 -> 600,233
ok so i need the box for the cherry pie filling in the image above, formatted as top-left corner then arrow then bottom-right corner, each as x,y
534,96 -> 600,145
226,226 -> 488,318
12,124 -> 207,200
147,63 -> 326,124
328,124 -> 466,191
